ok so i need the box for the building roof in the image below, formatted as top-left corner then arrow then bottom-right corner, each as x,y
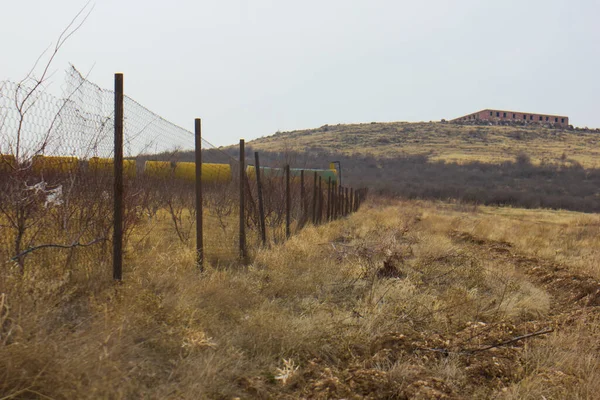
476,109 -> 568,118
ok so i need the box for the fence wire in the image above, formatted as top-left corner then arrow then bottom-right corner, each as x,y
0,71 -> 116,274
0,65 -> 363,272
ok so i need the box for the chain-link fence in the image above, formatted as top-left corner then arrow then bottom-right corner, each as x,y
0,65 -> 366,279
0,69 -> 116,277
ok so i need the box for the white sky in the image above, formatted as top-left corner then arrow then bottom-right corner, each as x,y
2,0 -> 599,147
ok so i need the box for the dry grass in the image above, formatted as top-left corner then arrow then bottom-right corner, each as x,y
248,122 -> 600,167
446,204 -> 600,278
1,197 -> 600,398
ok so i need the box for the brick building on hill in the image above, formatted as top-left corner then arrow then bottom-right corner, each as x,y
451,109 -> 569,128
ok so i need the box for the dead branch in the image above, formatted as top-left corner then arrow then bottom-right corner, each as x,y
8,237 -> 107,262
417,328 -> 554,357
14,1 -> 94,162
463,328 -> 554,354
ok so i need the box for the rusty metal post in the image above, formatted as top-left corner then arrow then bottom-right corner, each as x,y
345,187 -> 349,216
194,118 -> 203,270
340,186 -> 344,216
113,73 -> 124,281
317,175 -> 323,224
333,181 -> 337,219
342,187 -> 345,216
239,139 -> 246,261
338,186 -> 343,218
333,183 -> 338,219
326,176 -> 331,221
254,152 -> 267,246
285,165 -> 291,238
299,170 -> 305,227
312,171 -> 317,224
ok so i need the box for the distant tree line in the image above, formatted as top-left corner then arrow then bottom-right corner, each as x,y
156,145 -> 600,213
251,148 -> 600,213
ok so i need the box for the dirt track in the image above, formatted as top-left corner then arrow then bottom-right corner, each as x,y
296,226 -> 600,399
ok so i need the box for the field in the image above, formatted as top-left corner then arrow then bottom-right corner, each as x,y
2,197 -> 600,398
247,122 -> 600,168
3,113 -> 600,398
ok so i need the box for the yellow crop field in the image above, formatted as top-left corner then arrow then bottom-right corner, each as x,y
88,157 -> 136,177
174,162 -> 232,183
144,160 -> 174,178
31,155 -> 79,174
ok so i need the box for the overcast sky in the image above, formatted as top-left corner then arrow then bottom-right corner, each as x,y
2,0 -> 599,147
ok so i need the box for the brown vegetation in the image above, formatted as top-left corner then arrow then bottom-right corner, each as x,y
208,147 -> 600,214
2,197 -> 599,398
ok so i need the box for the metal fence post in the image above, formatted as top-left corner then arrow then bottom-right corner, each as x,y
333,181 -> 338,219
317,175 -> 322,224
113,73 -> 124,281
194,118 -> 203,270
340,186 -> 344,216
339,186 -> 343,218
255,152 -> 267,246
285,165 -> 291,238
312,171 -> 317,224
345,187 -> 349,216
326,177 -> 331,221
239,139 -> 246,261
300,170 -> 305,226
333,183 -> 338,219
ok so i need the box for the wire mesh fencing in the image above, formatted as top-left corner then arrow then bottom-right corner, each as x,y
0,70 -> 115,277
198,141 -> 241,264
243,161 -> 363,247
0,65 -> 366,279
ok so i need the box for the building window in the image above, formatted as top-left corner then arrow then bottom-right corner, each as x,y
555,118 -> 558,122
513,114 -> 516,118
546,116 -> 549,121
539,116 -> 543,121
490,111 -> 493,116
530,115 -> 533,120
503,112 -> 507,118
524,115 -> 527,120
496,112 -> 500,117
561,118 -> 565,123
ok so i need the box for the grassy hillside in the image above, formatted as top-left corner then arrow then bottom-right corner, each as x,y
233,122 -> 600,214
248,122 -> 600,167
3,198 -> 600,398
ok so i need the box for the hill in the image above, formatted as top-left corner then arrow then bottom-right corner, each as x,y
233,122 -> 600,214
247,122 -> 600,168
